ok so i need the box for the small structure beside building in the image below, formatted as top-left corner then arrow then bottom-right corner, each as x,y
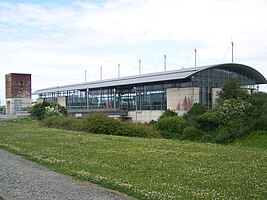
5,73 -> 32,115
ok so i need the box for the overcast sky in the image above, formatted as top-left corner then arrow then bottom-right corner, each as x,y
1,0 -> 267,104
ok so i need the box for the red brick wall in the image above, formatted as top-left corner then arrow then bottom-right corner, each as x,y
5,73 -> 31,98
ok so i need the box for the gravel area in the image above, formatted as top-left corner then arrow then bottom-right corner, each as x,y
0,149 -> 135,200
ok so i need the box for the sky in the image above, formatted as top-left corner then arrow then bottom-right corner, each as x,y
1,0 -> 267,105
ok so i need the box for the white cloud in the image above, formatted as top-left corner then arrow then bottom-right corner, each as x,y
1,0 -> 267,104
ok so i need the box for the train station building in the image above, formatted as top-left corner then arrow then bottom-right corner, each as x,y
33,63 -> 267,123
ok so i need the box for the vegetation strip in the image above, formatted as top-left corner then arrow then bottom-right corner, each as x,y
1,119 -> 266,200
30,78 -> 267,145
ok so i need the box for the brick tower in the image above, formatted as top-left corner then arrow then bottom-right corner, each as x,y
5,73 -> 32,115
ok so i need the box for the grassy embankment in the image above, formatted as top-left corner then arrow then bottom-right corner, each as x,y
0,118 -> 266,199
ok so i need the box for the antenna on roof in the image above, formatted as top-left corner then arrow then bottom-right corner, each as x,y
100,67 -> 102,80
194,49 -> 197,67
118,64 -> 120,78
85,70 -> 87,82
164,55 -> 166,71
139,59 -> 141,75
231,41 -> 234,63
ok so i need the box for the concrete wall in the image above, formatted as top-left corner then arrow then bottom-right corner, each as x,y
35,97 -> 66,107
57,96 -> 67,107
6,98 -> 31,115
167,87 -> 200,116
36,98 -> 44,104
128,110 -> 164,123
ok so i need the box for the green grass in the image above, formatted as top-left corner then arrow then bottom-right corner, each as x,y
233,131 -> 267,149
0,118 -> 267,199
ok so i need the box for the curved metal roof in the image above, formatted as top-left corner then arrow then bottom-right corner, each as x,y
33,63 -> 267,95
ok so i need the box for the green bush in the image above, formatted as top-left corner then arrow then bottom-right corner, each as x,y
216,99 -> 252,124
200,127 -> 234,144
43,113 -> 161,138
186,111 -> 220,132
156,116 -> 187,139
250,113 -> 267,131
31,101 -> 67,120
0,105 -> 6,112
227,119 -> 250,139
159,109 -> 177,119
182,114 -> 201,129
83,113 -> 122,135
234,125 -> 250,139
211,127 -> 235,144
183,103 -> 207,119
85,113 -> 160,138
119,122 -> 159,138
182,126 -> 203,141
30,101 -> 50,120
246,92 -> 267,119
43,116 -> 77,130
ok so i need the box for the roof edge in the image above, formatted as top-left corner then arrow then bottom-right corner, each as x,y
33,63 -> 267,95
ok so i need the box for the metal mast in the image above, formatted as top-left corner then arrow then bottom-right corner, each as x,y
118,64 -> 120,78
231,41 -> 234,63
194,49 -> 197,67
139,59 -> 141,75
164,55 -> 166,71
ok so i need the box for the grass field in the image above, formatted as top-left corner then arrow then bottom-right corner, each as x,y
0,118 -> 266,199
233,131 -> 267,149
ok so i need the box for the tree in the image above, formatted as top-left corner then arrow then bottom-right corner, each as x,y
185,103 -> 207,116
246,92 -> 267,119
216,77 -> 249,104
216,99 -> 252,124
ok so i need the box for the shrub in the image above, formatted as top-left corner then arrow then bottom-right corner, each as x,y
159,109 -> 177,119
183,114 -> 202,129
182,126 -> 203,141
211,127 -> 235,144
43,113 -> 161,138
83,113 -> 122,135
250,113 -> 267,131
31,101 -> 67,120
156,116 -> 187,139
234,125 -> 250,139
0,105 -> 6,112
216,99 -> 252,124
43,116 -> 77,130
85,113 -> 160,138
246,92 -> 267,119
30,101 -> 50,120
200,127 -> 234,144
119,122 -> 160,138
186,111 -> 220,132
183,103 -> 207,119
227,119 -> 250,139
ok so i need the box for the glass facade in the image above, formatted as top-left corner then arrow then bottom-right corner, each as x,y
38,66 -> 260,112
